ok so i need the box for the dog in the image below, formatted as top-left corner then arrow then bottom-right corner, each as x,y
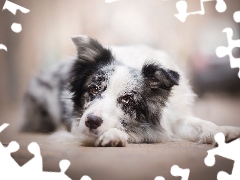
21,35 -> 240,147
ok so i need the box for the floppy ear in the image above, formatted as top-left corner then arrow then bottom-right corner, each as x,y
71,35 -> 112,64
142,63 -> 180,90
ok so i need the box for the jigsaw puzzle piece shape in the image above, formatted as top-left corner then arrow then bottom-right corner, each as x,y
105,0 -> 119,3
40,171 -> 71,180
0,141 -> 21,179
204,151 -> 216,167
175,0 -> 189,22
171,165 -> 190,180
233,11 -> 240,23
21,142 -> 42,172
218,169 -> 240,180
40,160 -> 71,180
2,0 -> 30,15
59,159 -> 70,174
216,28 -> 240,78
231,160 -> 240,179
81,175 -> 92,180
0,44 -> 7,51
0,124 -> 20,174
175,0 -> 227,23
0,123 -> 9,132
205,132 -> 240,179
215,0 -> 227,13
154,176 -> 165,180
6,141 -> 19,153
204,132 -> 240,166
216,46 -> 228,58
217,171 -> 234,180
11,23 -> 22,33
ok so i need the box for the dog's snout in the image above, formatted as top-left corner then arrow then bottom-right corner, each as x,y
85,114 -> 103,129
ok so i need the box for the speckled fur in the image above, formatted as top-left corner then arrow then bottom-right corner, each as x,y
21,36 -> 240,147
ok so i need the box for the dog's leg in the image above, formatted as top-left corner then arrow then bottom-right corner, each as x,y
171,117 -> 240,145
95,128 -> 129,147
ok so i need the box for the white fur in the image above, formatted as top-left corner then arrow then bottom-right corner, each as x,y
71,66 -> 131,145
23,44 -> 240,147
107,45 -> 240,145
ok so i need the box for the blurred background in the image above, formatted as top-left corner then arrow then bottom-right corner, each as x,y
0,0 -> 240,108
0,0 -> 240,179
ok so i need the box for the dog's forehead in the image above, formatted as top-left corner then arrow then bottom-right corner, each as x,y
105,65 -> 141,96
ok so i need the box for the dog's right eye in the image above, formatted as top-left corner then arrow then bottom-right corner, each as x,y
90,86 -> 99,95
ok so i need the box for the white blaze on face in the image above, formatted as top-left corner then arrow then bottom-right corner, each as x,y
75,65 -> 132,138
105,65 -> 132,97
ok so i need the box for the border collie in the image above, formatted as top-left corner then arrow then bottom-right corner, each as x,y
21,36 -> 240,147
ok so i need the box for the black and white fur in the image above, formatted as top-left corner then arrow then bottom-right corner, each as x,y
21,35 -> 240,147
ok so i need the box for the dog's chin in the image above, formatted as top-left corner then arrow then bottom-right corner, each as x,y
71,126 -> 97,146
84,128 -> 99,138
79,133 -> 97,146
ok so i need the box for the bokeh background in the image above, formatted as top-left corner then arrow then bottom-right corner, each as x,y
0,0 -> 240,108
0,0 -> 240,180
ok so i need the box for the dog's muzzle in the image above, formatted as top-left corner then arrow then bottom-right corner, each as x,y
85,114 -> 103,129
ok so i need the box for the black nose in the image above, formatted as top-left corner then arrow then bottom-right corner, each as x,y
85,114 -> 103,129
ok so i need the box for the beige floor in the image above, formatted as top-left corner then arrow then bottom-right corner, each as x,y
0,93 -> 239,180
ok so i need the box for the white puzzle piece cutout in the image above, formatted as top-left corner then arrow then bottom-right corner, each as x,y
2,0 -> 30,15
80,175 -> 92,180
21,142 -> 43,173
40,160 -> 71,180
0,124 -> 93,180
105,0 -> 119,3
175,0 -> 227,22
233,11 -> 240,23
216,28 -> 240,78
0,44 -> 7,51
154,176 -> 165,180
154,165 -> 190,180
0,124 -> 21,179
205,132 -> 240,180
0,123 -> 9,132
0,141 -> 21,179
171,165 -> 190,180
11,22 -> 22,33
2,0 -> 30,34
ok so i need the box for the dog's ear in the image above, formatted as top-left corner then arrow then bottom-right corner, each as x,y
71,35 -> 112,64
70,36 -> 113,106
142,63 -> 180,90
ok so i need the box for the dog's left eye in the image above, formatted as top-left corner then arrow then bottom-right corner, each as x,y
121,95 -> 131,104
119,94 -> 134,105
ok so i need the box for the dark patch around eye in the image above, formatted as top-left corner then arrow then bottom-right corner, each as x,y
119,89 -> 161,127
118,92 -> 135,106
121,120 -> 127,127
118,92 -> 137,118
88,85 -> 101,100
87,72 -> 109,101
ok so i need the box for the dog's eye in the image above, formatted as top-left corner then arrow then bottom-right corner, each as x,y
90,86 -> 99,95
119,94 -> 134,105
122,96 -> 131,104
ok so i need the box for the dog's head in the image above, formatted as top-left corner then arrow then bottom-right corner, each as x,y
69,36 -> 179,145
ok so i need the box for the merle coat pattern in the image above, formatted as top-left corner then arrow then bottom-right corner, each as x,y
21,36 -> 240,147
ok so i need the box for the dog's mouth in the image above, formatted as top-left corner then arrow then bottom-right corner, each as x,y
89,129 -> 99,135
83,128 -> 100,139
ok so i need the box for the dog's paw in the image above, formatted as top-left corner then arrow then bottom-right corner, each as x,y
95,128 -> 128,147
198,126 -> 240,146
197,132 -> 215,145
218,126 -> 240,143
